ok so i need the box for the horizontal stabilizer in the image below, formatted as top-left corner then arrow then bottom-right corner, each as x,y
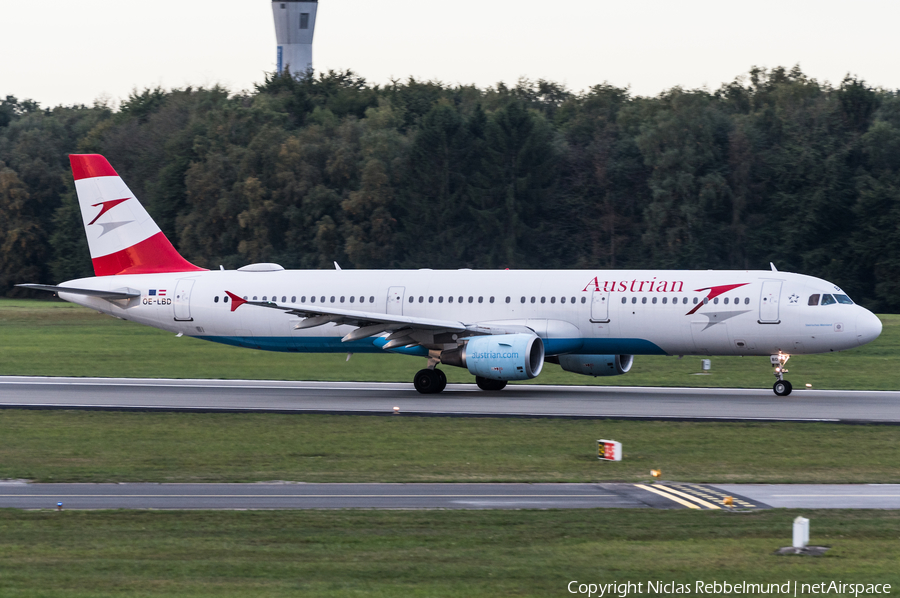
16,284 -> 140,300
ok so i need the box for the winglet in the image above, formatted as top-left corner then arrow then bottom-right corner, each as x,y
770,262 -> 778,272
225,291 -> 247,312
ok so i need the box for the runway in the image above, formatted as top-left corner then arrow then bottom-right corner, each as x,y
1,481 -> 896,510
1,376 -> 900,422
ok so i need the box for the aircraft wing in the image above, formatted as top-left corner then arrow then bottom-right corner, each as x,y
16,284 -> 141,300
225,291 -> 528,350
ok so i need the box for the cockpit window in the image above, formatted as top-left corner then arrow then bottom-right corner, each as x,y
821,294 -> 837,305
834,294 -> 853,305
808,294 -> 820,306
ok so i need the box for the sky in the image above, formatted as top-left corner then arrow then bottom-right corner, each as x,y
2,0 -> 899,108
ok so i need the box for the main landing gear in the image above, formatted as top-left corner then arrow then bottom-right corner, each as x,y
414,368 -> 447,394
770,353 -> 792,396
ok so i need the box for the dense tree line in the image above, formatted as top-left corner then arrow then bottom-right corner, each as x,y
2,67 -> 900,311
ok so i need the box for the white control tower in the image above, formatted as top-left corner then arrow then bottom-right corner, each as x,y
272,0 -> 318,75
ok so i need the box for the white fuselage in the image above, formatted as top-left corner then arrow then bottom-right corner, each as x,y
57,268 -> 882,359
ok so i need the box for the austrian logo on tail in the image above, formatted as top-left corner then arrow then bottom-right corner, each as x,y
88,198 -> 130,225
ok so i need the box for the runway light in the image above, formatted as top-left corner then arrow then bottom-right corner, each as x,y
723,496 -> 734,507
651,469 -> 661,478
393,406 -> 400,414
57,502 -> 63,511
806,383 -> 812,388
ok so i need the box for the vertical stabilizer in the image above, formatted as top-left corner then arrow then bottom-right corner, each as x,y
70,154 -> 205,276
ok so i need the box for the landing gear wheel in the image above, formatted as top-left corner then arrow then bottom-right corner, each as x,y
414,369 -> 445,394
476,376 -> 508,391
773,380 -> 793,396
434,369 -> 447,393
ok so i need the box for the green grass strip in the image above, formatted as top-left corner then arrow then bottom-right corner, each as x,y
0,509 -> 897,597
2,411 -> 899,483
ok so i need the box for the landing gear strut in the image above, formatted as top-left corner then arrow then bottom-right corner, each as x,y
770,353 -> 792,396
414,368 -> 447,394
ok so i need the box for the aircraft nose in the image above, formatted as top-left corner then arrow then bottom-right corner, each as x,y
855,309 -> 882,346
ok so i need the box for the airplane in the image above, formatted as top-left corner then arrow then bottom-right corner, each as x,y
18,154 -> 883,396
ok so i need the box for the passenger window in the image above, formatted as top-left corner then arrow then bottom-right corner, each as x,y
419,296 -> 424,303
621,297 -> 627,304
694,297 -> 699,305
350,296 -> 355,303
369,296 -> 374,303
744,297 -> 749,305
672,297 -> 677,304
571,297 -> 576,304
409,296 -> 414,303
320,296 -> 325,303
631,297 -> 637,304
835,294 -> 853,305
254,296 -> 259,301
439,296 -> 444,303
468,296 -> 474,303
683,297 -> 688,304
340,296 -> 345,303
541,297 -> 546,304
489,297 -> 495,303
310,296 -> 315,303
262,296 -> 267,301
520,297 -> 526,303
641,297 -> 647,304
291,296 -> 296,303
449,296 -> 454,303
458,296 -> 463,303
478,297 -> 483,303
429,296 -> 434,303
662,297 -> 667,304
808,294 -> 820,306
506,297 -> 511,303
581,297 -> 586,304
652,297 -> 657,304
560,297 -> 566,304
723,297 -> 729,305
282,296 -> 287,303
224,296 -> 229,303
330,296 -> 335,303
821,294 -> 837,305
214,296 -> 219,303
713,298 -> 719,304
531,297 -> 536,303
550,297 -> 556,304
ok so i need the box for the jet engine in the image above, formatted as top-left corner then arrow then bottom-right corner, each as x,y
441,334 -> 544,381
557,354 -> 634,377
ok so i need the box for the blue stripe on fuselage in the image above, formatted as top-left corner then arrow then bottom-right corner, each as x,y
194,335 -> 666,356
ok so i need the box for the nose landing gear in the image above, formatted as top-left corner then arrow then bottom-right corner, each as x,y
770,353 -> 792,396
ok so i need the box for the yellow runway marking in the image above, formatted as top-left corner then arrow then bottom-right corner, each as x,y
656,485 -> 721,509
635,484 -> 701,509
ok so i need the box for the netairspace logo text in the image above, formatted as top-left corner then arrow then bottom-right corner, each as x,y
567,580 -> 892,597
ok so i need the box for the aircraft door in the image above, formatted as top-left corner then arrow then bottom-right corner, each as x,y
173,279 -> 195,321
590,291 -> 610,323
387,286 -> 405,315
759,281 -> 783,324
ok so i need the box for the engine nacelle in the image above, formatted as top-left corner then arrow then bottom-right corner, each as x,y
558,354 -> 634,377
441,334 -> 544,381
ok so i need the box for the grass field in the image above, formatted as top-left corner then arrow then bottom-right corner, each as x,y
0,509 -> 897,597
2,411 -> 898,483
1,298 -> 899,389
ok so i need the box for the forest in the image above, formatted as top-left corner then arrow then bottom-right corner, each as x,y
2,66 -> 900,311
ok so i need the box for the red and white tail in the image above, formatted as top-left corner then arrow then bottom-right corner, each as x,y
70,154 -> 205,277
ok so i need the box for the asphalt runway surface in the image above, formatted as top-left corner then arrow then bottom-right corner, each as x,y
1,376 -> 900,422
1,482 -> 897,510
